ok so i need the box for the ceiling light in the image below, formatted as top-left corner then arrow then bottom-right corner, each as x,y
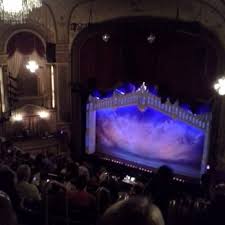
147,34 -> 156,44
0,0 -> 42,24
102,33 -> 110,42
26,60 -> 39,73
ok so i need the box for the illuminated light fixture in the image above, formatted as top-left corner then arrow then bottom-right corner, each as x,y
12,113 -> 23,122
214,76 -> 225,95
147,34 -> 156,43
26,60 -> 39,73
0,0 -> 42,24
50,65 -> 55,108
102,33 -> 110,42
38,110 -> 49,119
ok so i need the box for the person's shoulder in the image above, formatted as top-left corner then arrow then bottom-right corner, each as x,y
149,204 -> 165,225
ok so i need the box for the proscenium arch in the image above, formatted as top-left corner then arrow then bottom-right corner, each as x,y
70,16 -> 223,160
70,16 -> 225,85
68,0 -> 225,55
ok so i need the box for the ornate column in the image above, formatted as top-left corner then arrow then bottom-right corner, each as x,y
55,43 -> 71,123
54,42 -> 71,153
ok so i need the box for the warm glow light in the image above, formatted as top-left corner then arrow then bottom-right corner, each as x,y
102,34 -> 110,42
2,0 -> 23,13
0,67 -> 5,112
0,0 -> 42,23
26,60 -> 39,73
50,65 -> 55,108
214,76 -> 225,95
12,113 -> 23,122
38,110 -> 49,119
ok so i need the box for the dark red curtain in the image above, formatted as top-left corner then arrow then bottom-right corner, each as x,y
7,32 -> 45,57
78,28 -> 217,103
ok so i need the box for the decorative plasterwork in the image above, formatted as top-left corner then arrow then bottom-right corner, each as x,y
87,82 -> 211,131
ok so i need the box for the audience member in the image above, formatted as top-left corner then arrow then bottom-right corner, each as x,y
16,164 -> 41,202
145,165 -> 174,220
130,181 -> 145,196
68,175 -> 96,210
205,183 -> 225,225
96,172 -> 111,214
0,165 -> 21,210
0,191 -> 17,225
98,197 -> 164,225
78,162 -> 90,181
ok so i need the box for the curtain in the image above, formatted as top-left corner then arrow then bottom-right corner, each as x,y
7,50 -> 24,78
8,49 -> 47,95
28,50 -> 47,95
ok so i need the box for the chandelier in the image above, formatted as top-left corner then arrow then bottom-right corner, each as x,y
26,60 -> 39,73
0,0 -> 42,24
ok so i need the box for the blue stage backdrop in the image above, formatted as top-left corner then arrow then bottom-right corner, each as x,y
96,105 -> 205,178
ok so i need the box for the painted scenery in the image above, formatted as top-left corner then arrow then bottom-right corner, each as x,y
96,105 -> 205,178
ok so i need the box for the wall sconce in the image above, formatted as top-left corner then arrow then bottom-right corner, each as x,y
38,110 -> 50,119
12,113 -> 23,122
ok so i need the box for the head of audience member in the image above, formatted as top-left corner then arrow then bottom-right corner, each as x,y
156,165 -> 173,184
0,191 -> 17,225
130,182 -> 145,196
66,162 -> 79,181
99,172 -> 110,187
78,164 -> 90,181
75,175 -> 88,191
99,197 -> 164,225
17,164 -> 31,183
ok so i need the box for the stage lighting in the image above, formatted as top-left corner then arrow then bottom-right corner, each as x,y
147,34 -> 156,43
102,33 -> 110,42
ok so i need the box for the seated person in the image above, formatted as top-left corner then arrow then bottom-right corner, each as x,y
129,182 -> 145,197
0,191 -> 17,225
68,175 -> 96,210
0,166 -> 21,211
96,172 -> 111,214
145,165 -> 174,220
98,197 -> 164,225
16,164 -> 41,202
204,183 -> 225,225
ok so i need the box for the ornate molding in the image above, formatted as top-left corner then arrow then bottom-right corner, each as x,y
87,82 -> 211,131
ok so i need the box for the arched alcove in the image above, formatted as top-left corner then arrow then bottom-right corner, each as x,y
6,31 -> 51,108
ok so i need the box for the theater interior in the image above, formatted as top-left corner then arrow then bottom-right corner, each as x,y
0,1 -> 225,225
